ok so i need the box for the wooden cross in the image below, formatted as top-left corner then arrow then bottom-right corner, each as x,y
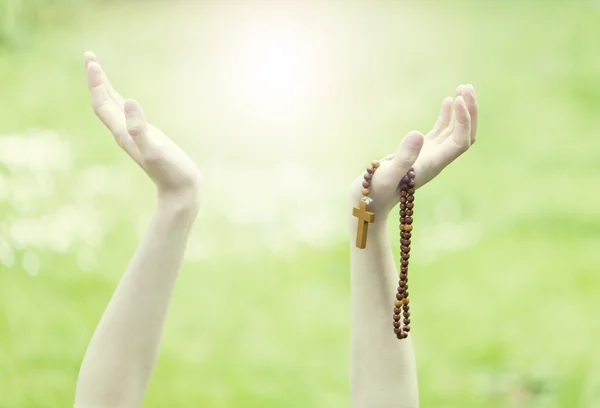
352,200 -> 375,249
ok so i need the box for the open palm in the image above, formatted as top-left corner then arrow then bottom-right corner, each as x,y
350,84 -> 478,215
413,84 -> 478,188
84,52 -> 202,197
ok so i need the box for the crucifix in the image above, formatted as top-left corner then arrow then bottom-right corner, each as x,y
352,198 -> 375,249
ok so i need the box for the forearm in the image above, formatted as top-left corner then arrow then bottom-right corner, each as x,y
75,195 -> 199,408
348,205 -> 418,408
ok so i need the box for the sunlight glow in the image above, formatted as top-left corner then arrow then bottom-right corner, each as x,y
218,15 -> 331,119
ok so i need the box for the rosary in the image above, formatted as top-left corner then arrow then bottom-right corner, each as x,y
352,160 -> 415,340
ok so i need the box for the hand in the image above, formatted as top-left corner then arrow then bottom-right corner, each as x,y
349,84 -> 478,216
83,51 -> 203,208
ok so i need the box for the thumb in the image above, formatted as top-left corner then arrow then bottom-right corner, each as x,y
124,99 -> 150,153
389,130 -> 424,178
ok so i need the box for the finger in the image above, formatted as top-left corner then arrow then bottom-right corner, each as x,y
83,51 -> 125,107
124,99 -> 151,154
86,62 -> 125,134
449,96 -> 471,151
425,97 -> 453,140
84,51 -> 98,68
435,96 -> 471,168
463,84 -> 478,144
434,86 -> 464,143
389,130 -> 425,178
446,85 -> 464,132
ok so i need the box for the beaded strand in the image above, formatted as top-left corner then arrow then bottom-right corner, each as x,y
354,160 -> 416,340
393,168 -> 415,339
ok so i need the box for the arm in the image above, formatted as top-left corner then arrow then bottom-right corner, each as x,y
74,52 -> 202,408
349,85 -> 479,408
349,207 -> 419,406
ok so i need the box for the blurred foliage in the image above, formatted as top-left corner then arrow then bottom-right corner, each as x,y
0,0 -> 83,48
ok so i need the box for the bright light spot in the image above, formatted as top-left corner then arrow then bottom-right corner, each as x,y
236,35 -> 316,110
217,17 -> 331,119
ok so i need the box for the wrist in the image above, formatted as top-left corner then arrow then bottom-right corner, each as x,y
157,187 -> 201,219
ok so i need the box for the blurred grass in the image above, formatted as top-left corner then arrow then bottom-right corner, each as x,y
0,0 -> 84,49
1,0 -> 600,407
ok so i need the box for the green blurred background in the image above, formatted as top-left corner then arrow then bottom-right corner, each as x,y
1,0 -> 600,406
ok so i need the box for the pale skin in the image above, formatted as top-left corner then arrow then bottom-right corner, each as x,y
72,50 -> 476,406
348,85 -> 478,408
74,52 -> 202,407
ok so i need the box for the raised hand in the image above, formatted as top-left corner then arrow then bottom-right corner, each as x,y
84,52 -> 202,205
75,52 -> 203,408
349,84 -> 478,215
415,84 -> 478,187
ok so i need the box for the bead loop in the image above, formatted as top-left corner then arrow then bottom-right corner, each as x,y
394,167 -> 415,340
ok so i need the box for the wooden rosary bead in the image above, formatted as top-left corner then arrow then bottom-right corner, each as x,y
394,168 -> 416,340
361,188 -> 370,196
363,173 -> 372,181
367,166 -> 375,174
362,180 -> 370,188
394,307 -> 401,314
372,160 -> 380,168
